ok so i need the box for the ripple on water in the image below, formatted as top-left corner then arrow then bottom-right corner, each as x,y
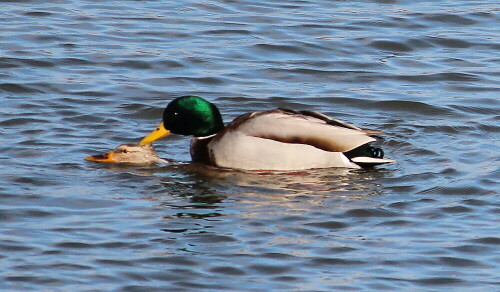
0,83 -> 44,93
418,184 -> 495,196
371,100 -> 454,115
421,13 -> 478,25
438,256 -> 487,268
0,0 -> 499,291
468,237 -> 500,245
427,36 -> 473,48
369,40 -> 414,52
22,11 -> 54,17
343,208 -> 400,218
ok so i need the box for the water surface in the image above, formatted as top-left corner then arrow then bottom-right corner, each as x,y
0,0 -> 499,291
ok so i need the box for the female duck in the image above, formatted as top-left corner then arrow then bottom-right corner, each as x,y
86,144 -> 167,165
139,96 -> 394,170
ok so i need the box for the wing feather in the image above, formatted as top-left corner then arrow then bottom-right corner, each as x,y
224,109 -> 376,152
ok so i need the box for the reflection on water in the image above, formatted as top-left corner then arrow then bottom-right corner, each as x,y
106,162 -> 389,200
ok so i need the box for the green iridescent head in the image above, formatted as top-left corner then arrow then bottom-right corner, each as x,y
162,96 -> 224,137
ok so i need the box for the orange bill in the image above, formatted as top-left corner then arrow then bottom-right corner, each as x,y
85,151 -> 117,163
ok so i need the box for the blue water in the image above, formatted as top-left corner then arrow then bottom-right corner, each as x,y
0,0 -> 499,291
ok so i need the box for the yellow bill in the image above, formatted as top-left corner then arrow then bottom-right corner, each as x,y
139,121 -> 171,145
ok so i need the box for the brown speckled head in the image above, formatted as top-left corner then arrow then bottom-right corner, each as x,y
86,144 -> 167,165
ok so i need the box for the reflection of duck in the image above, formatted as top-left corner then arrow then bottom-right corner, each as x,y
139,96 -> 395,170
86,144 -> 168,165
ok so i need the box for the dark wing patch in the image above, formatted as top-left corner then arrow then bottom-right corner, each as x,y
254,133 -> 346,153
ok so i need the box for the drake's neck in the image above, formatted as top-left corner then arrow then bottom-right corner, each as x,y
190,135 -> 217,165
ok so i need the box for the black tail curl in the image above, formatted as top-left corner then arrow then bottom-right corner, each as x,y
370,146 -> 384,158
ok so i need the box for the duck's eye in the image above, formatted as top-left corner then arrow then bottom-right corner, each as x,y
117,149 -> 128,154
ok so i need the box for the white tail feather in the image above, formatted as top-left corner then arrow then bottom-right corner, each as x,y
351,157 -> 395,165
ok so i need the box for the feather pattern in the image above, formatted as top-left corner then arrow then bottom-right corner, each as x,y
192,109 -> 393,170
214,109 -> 375,152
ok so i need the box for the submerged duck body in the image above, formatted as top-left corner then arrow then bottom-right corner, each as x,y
140,96 -> 395,171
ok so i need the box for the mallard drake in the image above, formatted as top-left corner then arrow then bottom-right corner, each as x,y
86,144 -> 168,165
139,96 -> 395,170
